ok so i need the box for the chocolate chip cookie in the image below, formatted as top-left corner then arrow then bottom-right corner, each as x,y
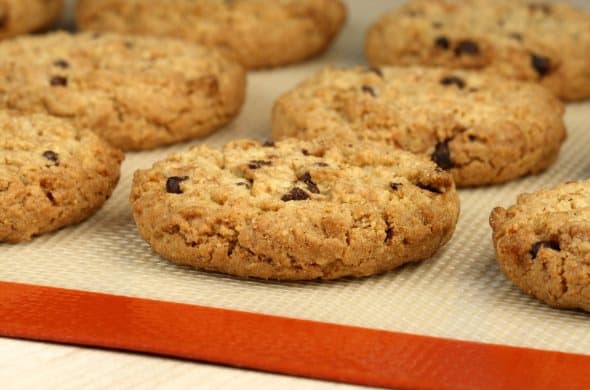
131,138 -> 460,280
0,0 -> 63,39
490,179 -> 590,311
272,66 -> 566,187
366,0 -> 590,101
0,32 -> 246,151
0,111 -> 123,243
76,0 -> 347,69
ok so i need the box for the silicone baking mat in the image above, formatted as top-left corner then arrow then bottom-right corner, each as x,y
2,1 -> 590,389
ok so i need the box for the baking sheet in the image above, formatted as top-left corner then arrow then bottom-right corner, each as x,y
2,0 -> 590,357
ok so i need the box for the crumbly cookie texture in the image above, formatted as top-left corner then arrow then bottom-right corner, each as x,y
0,0 -> 63,39
0,31 -> 246,151
490,180 -> 590,311
0,112 -> 123,243
76,0 -> 347,69
366,0 -> 590,101
131,138 -> 460,280
272,66 -> 566,187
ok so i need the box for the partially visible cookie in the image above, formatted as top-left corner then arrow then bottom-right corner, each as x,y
131,138 -> 460,280
0,32 -> 246,151
490,180 -> 590,311
76,0 -> 347,69
0,112 -> 123,243
0,0 -> 63,39
366,0 -> 590,101
272,66 -> 566,187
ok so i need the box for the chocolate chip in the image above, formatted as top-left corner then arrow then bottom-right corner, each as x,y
368,67 -> 383,77
262,140 -> 275,147
454,40 -> 480,56
315,162 -> 329,167
166,176 -> 189,194
531,54 -> 551,77
530,240 -> 560,259
248,160 -> 271,170
416,182 -> 443,194
0,14 -> 6,28
362,85 -> 376,97
509,32 -> 523,41
385,227 -> 394,243
302,149 -> 310,156
281,187 -> 310,202
236,182 -> 251,189
435,36 -> 450,49
432,140 -> 453,170
390,182 -> 402,191
299,172 -> 320,194
42,150 -> 59,164
49,76 -> 68,87
53,59 -> 69,69
440,76 -> 466,89
468,134 -> 478,142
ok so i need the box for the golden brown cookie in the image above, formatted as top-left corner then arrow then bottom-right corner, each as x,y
0,0 -> 63,39
490,179 -> 590,311
366,0 -> 590,101
76,0 -> 347,69
0,111 -> 123,243
272,66 -> 566,187
0,32 -> 246,151
131,138 -> 460,280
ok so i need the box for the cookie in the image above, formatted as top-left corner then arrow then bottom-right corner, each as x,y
272,66 -> 566,187
75,0 -> 347,69
130,138 -> 460,280
0,0 -> 63,39
0,31 -> 246,151
366,0 -> 590,101
490,180 -> 590,311
0,111 -> 123,243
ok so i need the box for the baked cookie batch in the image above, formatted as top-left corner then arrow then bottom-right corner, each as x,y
0,1 -> 589,312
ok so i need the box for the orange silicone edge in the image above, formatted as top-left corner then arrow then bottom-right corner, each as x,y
1,281 -> 588,389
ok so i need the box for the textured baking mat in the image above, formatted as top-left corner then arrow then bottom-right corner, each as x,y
2,0 -> 590,388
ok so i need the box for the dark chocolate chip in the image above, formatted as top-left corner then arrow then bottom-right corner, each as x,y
435,36 -> 450,49
509,32 -> 523,41
432,140 -> 453,170
454,40 -> 480,56
248,160 -> 271,170
315,162 -> 329,167
385,227 -> 394,243
42,150 -> 59,164
53,59 -> 70,69
416,182 -> 444,194
281,187 -> 310,202
368,67 -> 383,77
390,182 -> 402,191
49,76 -> 68,87
166,176 -> 189,194
361,85 -> 376,97
531,54 -> 551,77
302,149 -> 310,156
299,172 -> 320,194
468,134 -> 478,142
530,240 -> 560,259
440,76 -> 466,89
262,140 -> 275,147
236,182 -> 251,189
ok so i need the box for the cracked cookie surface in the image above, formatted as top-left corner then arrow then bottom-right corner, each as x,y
0,111 -> 123,243
0,0 -> 62,39
130,138 -> 460,280
366,0 -> 590,101
0,31 -> 246,151
76,0 -> 346,69
272,66 -> 566,187
490,179 -> 590,311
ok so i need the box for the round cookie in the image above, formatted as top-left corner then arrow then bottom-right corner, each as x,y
0,31 -> 246,151
0,111 -> 123,243
366,0 -> 590,101
490,180 -> 590,312
76,0 -> 347,70
131,138 -> 460,280
272,66 -> 566,187
0,0 -> 63,39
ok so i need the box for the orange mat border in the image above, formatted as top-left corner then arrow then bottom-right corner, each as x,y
1,281 -> 588,389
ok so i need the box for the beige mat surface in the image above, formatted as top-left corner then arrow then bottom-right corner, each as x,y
2,0 -> 590,357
